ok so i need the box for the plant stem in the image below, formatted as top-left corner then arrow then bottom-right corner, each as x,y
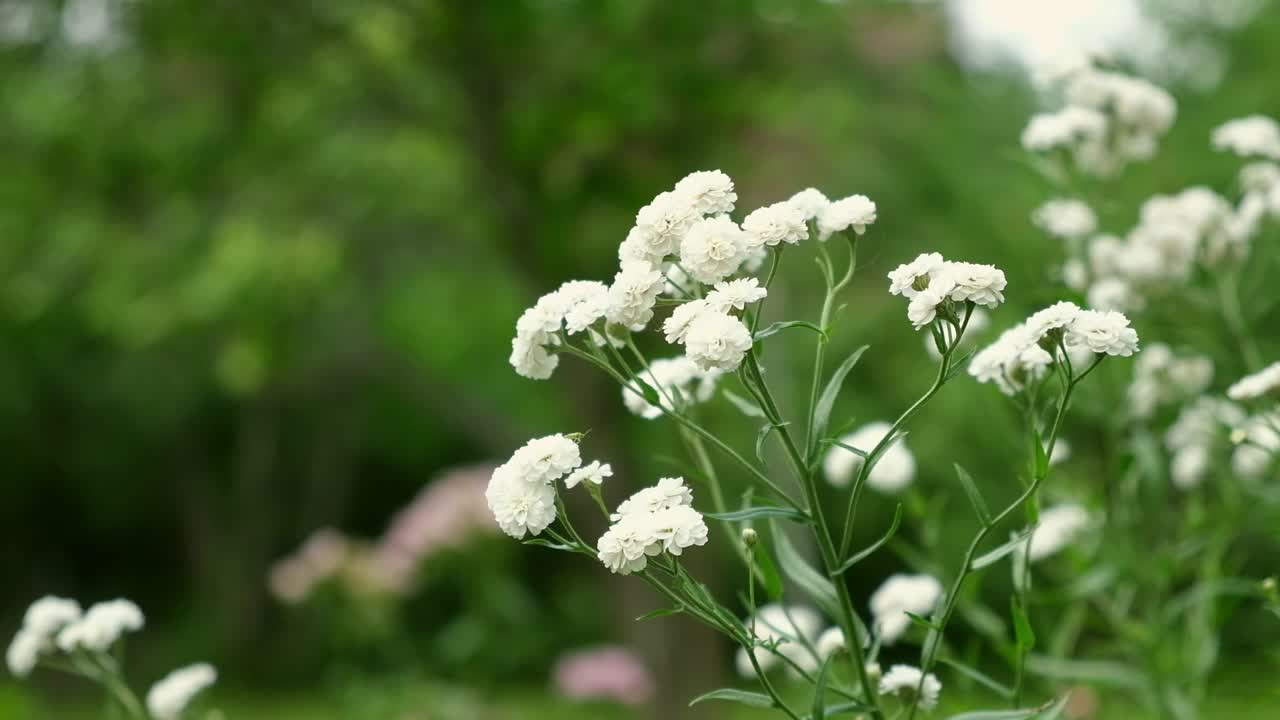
1216,269 -> 1262,371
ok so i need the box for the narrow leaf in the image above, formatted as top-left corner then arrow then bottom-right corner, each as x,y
755,320 -> 828,341
812,655 -> 832,720
834,503 -> 903,573
944,693 -> 1070,720
707,505 -> 811,523
938,657 -> 1014,699
636,607 -> 683,621
812,345 -> 871,444
1025,655 -> 1147,690
522,538 -> 575,551
636,377 -> 662,407
954,463 -> 992,526
1011,597 -> 1037,653
772,521 -> 841,619
689,688 -> 775,708
1033,431 -> 1049,478
970,528 -> 1035,571
754,541 -> 785,601
905,611 -> 943,631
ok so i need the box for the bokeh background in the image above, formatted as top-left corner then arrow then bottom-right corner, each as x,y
2,0 -> 1278,718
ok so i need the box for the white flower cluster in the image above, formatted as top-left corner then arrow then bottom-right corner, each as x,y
485,434 -> 582,538
664,277 -> 770,372
1032,198 -> 1097,240
1164,397 -> 1245,489
1026,504 -> 1090,562
869,573 -> 943,645
878,664 -> 942,710
734,604 -> 823,677
1239,162 -> 1280,219
6,596 -> 81,677
1231,413 -> 1280,479
1127,343 -> 1214,419
1212,115 -> 1280,161
1024,61 -> 1176,176
147,663 -> 218,720
1226,361 -> 1280,402
622,356 -> 722,419
596,477 -> 708,575
970,302 -> 1138,395
886,252 -> 1006,331
56,599 -> 145,653
823,421 -> 916,493
510,280 -> 613,379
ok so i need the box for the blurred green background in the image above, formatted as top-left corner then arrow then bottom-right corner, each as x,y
3,0 -> 1279,718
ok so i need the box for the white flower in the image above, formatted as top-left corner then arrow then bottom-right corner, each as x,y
633,191 -> 701,261
743,202 -> 808,248
509,336 -> 559,380
788,188 -> 830,221
1025,301 -> 1082,342
485,463 -> 558,539
597,513 -> 663,575
674,170 -> 737,216
878,665 -> 941,710
706,278 -> 768,312
887,253 -> 946,298
735,605 -> 824,677
56,599 -> 145,653
1065,309 -> 1139,357
1171,445 -> 1211,490
1232,415 -> 1280,478
1166,397 -> 1244,451
663,299 -> 713,345
1033,199 -> 1097,240
817,195 -> 876,239
648,505 -> 709,556
679,216 -> 748,284
683,311 -> 753,372
510,434 -> 582,484
1226,361 -> 1280,402
1212,115 -> 1280,160
1061,258 -> 1089,290
969,325 -> 1051,396
870,574 -> 942,645
1028,504 -> 1089,561
824,421 -> 916,493
1087,277 -> 1142,313
565,460 -> 612,489
816,627 -> 846,659
612,477 -> 693,521
906,279 -> 954,330
1241,162 -> 1280,195
944,262 -> 1007,308
622,356 -> 721,419
559,281 -> 611,335
6,630 -> 41,677
1021,106 -> 1107,152
606,264 -> 665,331
147,663 -> 217,720
22,597 -> 82,637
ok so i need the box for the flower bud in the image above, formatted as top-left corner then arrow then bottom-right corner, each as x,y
865,662 -> 883,686
741,528 -> 758,547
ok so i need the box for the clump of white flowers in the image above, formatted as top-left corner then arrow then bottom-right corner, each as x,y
1033,198 -> 1097,240
147,663 -> 218,720
735,604 -> 824,677
879,664 -> 942,710
7,595 -> 216,719
485,434 -> 582,539
824,421 -> 916,493
597,477 -> 708,575
886,252 -> 1006,331
870,574 -> 943,645
1128,344 -> 1214,418
1212,115 -> 1280,161
622,356 -> 722,419
1226,361 -> 1280,402
817,194 -> 877,239
1026,504 -> 1090,562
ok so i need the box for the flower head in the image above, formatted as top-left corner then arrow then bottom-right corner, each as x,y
606,264 -> 665,331
565,460 -> 613,489
598,478 -> 706,575
612,477 -> 693,521
734,605 -> 824,677
1065,309 -> 1139,357
484,463 -> 557,539
878,665 -> 941,710
788,188 -> 830,221
743,201 -> 808,248
706,278 -> 768,312
683,311 -> 753,372
1212,115 -> 1280,160
674,170 -> 737,216
887,253 -> 946,299
1028,504 -> 1089,561
553,647 -> 655,706
824,421 -> 916,493
870,574 -> 942,645
147,663 -> 217,720
633,191 -> 700,261
817,195 -> 876,239
943,262 -> 1007,308
1226,361 -> 1280,402
56,599 -> 144,653
1033,199 -> 1097,240
679,216 -> 748,284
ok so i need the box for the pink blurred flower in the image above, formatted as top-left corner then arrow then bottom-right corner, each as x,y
553,646 -> 655,706
267,528 -> 350,604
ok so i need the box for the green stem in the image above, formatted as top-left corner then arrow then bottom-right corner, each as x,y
1216,269 -> 1262,371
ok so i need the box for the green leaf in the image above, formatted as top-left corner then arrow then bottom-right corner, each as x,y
522,538 -> 575,551
755,320 -> 828,341
754,540 -> 785,601
756,421 -> 792,463
970,528 -> 1034,571
636,607 -> 683,621
812,655 -> 831,720
834,503 -> 903,573
938,657 -> 1014,699
1033,431 -> 1049,478
944,694 -> 1070,720
945,347 -> 977,381
953,463 -> 992,526
1025,655 -> 1147,690
772,521 -> 841,619
905,611 -> 942,631
707,505 -> 811,523
811,345 -> 870,445
820,438 -> 867,458
636,377 -> 662,407
1011,596 -> 1036,653
689,688 -> 775,708
723,388 -> 768,418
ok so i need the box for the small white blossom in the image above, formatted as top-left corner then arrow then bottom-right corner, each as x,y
147,663 -> 217,720
1033,199 -> 1097,240
1066,309 -> 1139,357
706,278 -> 768,312
816,627 -> 846,659
564,460 -> 612,489
870,574 -> 942,645
485,463 -> 558,539
1061,258 -> 1089,291
683,311 -> 753,372
735,605 -> 824,677
906,279 -> 955,330
56,600 -> 145,653
648,505 -> 709,556
22,597 -> 82,638
1171,445 -> 1211,490
559,281 -> 611,335
878,665 -> 941,710
1087,277 -> 1143,313
597,514 -> 662,575
6,630 -> 41,677
1021,106 -> 1107,152
674,170 -> 737,216
612,477 -> 693,521
1212,115 -> 1280,160
743,202 -> 808,248
787,188 -> 830,221
679,216 -> 748,284
510,434 -> 582,484
887,253 -> 946,299
944,262 -> 1007,308
1028,504 -> 1089,561
622,356 -> 721,419
1226,361 -> 1280,402
663,299 -> 713,345
598,477 -> 706,575
509,336 -> 559,380
1025,301 -> 1082,342
824,421 -> 916,493
817,195 -> 876,240
1232,414 -> 1280,478
606,264 -> 665,331
632,191 -> 701,262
